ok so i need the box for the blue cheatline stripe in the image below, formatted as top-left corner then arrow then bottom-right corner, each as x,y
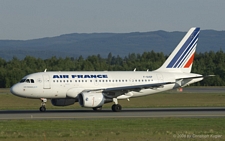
166,28 -> 200,68
174,34 -> 198,68
177,42 -> 197,68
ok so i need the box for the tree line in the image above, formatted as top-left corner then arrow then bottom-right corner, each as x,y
0,50 -> 224,88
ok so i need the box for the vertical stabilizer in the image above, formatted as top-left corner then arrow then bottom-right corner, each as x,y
156,27 -> 200,73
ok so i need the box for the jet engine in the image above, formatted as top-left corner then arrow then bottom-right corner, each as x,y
51,98 -> 76,106
78,92 -> 109,108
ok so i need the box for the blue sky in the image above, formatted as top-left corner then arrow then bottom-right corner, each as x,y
0,0 -> 225,40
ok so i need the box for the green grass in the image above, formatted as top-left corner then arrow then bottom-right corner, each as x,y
1,88 -> 225,110
0,118 -> 224,141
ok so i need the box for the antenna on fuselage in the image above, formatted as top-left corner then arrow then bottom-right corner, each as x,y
133,68 -> 136,72
44,69 -> 47,72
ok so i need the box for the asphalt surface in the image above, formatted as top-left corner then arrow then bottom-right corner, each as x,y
0,87 -> 225,120
1,107 -> 225,119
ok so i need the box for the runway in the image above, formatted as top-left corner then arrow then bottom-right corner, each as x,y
1,107 -> 225,120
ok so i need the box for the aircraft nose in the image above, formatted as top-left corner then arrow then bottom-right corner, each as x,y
10,84 -> 21,96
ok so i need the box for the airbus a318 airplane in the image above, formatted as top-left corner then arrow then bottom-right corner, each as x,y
11,27 -> 205,112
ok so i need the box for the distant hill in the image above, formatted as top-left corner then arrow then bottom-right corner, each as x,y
0,29 -> 224,60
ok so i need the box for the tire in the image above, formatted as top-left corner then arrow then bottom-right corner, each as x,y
111,104 -> 122,112
39,106 -> 46,112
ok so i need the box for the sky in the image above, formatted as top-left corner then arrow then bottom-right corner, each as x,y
0,0 -> 225,40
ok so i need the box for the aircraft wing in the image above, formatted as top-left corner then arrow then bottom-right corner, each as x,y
103,82 -> 174,92
84,82 -> 174,98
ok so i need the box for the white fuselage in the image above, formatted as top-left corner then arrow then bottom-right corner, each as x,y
10,71 -> 202,100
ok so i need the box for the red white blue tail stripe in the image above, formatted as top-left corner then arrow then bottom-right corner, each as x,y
156,27 -> 200,73
167,28 -> 200,68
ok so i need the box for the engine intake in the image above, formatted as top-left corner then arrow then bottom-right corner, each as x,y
78,92 -> 106,108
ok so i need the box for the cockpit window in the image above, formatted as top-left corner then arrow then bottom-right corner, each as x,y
20,79 -> 35,83
30,79 -> 34,83
20,79 -> 26,83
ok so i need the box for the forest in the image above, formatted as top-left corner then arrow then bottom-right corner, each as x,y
0,50 -> 224,88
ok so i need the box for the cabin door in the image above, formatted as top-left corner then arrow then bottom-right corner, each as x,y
43,74 -> 51,89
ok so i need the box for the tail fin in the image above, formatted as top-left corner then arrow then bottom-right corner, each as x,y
156,27 -> 200,73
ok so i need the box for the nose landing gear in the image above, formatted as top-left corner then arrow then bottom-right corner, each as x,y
40,98 -> 47,112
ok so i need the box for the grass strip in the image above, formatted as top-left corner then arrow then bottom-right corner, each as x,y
0,118 -> 225,141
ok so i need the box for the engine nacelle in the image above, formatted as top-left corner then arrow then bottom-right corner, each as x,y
78,92 -> 106,108
51,98 -> 76,106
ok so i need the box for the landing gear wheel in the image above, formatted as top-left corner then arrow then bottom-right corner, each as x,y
93,106 -> 102,111
111,104 -> 122,112
40,98 -> 47,112
39,106 -> 46,112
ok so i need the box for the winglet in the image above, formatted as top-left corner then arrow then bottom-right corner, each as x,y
156,27 -> 200,73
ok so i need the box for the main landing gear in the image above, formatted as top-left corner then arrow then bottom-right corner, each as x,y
111,98 -> 122,112
39,98 -> 47,112
91,98 -> 122,112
